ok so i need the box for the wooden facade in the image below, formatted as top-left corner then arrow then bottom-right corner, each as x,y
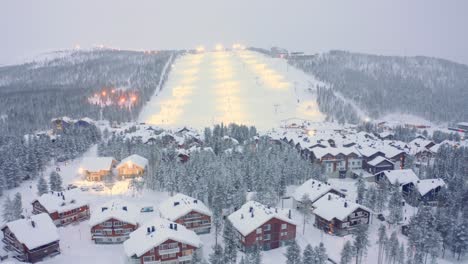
174,210 -> 211,234
117,164 -> 145,179
237,217 -> 296,251
32,200 -> 90,226
314,207 -> 370,236
90,218 -> 138,244
1,227 -> 60,263
129,239 -> 197,264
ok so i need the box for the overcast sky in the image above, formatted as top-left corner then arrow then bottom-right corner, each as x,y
1,0 -> 468,65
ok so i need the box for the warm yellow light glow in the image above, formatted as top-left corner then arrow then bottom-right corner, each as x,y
215,44 -> 224,51
196,46 -> 205,53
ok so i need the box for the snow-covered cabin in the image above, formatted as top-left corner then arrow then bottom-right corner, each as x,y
402,178 -> 446,205
159,193 -> 212,234
123,218 -> 201,264
1,213 -> 60,263
51,116 -> 73,133
312,193 -> 371,236
227,201 -> 297,251
365,156 -> 395,174
80,157 -> 117,181
293,179 -> 345,208
375,169 -> 419,186
116,154 -> 149,179
310,147 -> 362,176
32,189 -> 90,226
90,199 -> 139,244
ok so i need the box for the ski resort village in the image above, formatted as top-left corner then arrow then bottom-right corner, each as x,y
0,45 -> 467,264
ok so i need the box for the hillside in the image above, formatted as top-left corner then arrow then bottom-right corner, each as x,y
289,50 -> 468,123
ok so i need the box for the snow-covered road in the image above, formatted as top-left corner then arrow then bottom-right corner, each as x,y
138,50 -> 325,131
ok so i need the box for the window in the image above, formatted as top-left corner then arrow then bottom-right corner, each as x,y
264,224 -> 271,231
281,232 -> 288,236
256,228 -> 262,234
114,221 -> 123,227
102,222 -> 112,227
281,224 -> 287,230
161,253 -> 177,259
143,256 -> 155,262
256,237 -> 262,241
263,234 -> 271,241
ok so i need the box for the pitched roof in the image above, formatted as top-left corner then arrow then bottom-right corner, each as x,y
33,189 -> 88,214
123,218 -> 201,258
381,169 -> 419,185
2,213 -> 59,250
81,157 -> 115,172
312,193 -> 370,221
367,156 -> 394,167
413,179 -> 446,196
159,193 -> 212,221
227,201 -> 296,237
116,154 -> 149,169
89,199 -> 138,227
293,179 -> 342,203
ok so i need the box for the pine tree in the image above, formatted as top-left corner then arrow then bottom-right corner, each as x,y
247,244 -> 262,264
223,219 -> 238,264
388,186 -> 403,224
355,177 -> 366,204
340,241 -> 353,264
314,242 -> 328,264
37,176 -> 48,195
12,192 -> 23,220
398,244 -> 405,264
303,244 -> 315,264
285,240 -> 301,264
377,224 -> 387,264
49,171 -> 63,192
2,196 -> 13,222
299,193 -> 313,235
209,244 -> 224,264
352,225 -> 370,264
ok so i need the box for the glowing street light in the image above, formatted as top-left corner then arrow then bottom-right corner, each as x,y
215,44 -> 224,52
196,46 -> 205,53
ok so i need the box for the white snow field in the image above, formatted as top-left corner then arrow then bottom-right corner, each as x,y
138,50 -> 325,131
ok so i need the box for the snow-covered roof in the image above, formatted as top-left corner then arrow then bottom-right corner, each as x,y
116,154 -> 148,169
367,156 -> 394,167
293,179 -> 341,203
311,146 -> 360,159
81,157 -> 115,172
159,193 -> 212,221
413,179 -> 446,196
381,169 -> 419,185
123,218 -> 201,258
357,146 -> 383,158
90,199 -> 138,227
78,117 -> 94,124
2,213 -> 59,250
379,131 -> 394,138
227,201 -> 296,237
312,193 -> 370,222
34,189 -> 88,214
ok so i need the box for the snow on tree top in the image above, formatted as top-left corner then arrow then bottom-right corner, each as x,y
80,157 -> 116,172
34,189 -> 88,214
89,199 -> 139,227
312,193 -> 370,222
123,217 -> 201,258
227,201 -> 296,237
413,178 -> 446,196
2,213 -> 59,250
382,169 -> 419,185
367,156 -> 394,167
159,193 -> 212,221
293,179 -> 343,203
116,154 -> 148,169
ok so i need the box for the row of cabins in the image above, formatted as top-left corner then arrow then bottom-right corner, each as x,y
51,117 -> 95,133
80,154 -> 148,181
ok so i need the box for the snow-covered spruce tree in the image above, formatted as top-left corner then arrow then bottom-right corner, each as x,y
299,194 -> 313,235
192,248 -> 207,264
208,244 -> 224,264
388,185 -> 403,224
363,185 -> 377,212
377,224 -> 387,264
386,231 -> 399,264
303,244 -> 316,264
2,196 -> 13,222
247,244 -> 262,264
222,219 -> 238,264
352,225 -> 370,264
49,171 -> 63,192
452,218 -> 468,261
340,241 -> 353,264
314,242 -> 328,264
285,240 -> 302,264
398,244 -> 405,264
12,192 -> 23,220
37,175 -> 48,195
355,176 -> 366,204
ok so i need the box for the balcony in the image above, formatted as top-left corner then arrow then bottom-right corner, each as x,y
158,247 -> 180,255
178,255 -> 193,262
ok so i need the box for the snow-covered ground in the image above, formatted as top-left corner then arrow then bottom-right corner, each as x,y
138,50 -> 325,132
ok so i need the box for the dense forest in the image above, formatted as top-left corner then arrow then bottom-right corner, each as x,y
0,49 -> 175,135
289,50 -> 468,123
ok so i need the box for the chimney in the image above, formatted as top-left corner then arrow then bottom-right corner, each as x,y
169,223 -> 173,230
241,214 -> 244,219
102,207 -> 108,212
174,202 -> 180,207
251,212 -> 254,218
193,200 -> 198,204
344,202 -> 348,208
123,206 -> 127,211
249,207 -> 253,213
147,227 -> 151,234
62,196 -> 65,200
328,194 -> 331,200
275,208 -> 278,213
174,224 -> 177,231
318,184 -> 321,187
31,221 -> 36,228
151,226 -> 155,232
288,210 -> 291,219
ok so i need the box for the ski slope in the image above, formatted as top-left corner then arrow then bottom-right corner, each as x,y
138,50 -> 325,131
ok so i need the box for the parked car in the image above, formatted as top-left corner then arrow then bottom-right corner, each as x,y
67,184 -> 77,189
80,186 -> 90,191
140,206 -> 154,213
